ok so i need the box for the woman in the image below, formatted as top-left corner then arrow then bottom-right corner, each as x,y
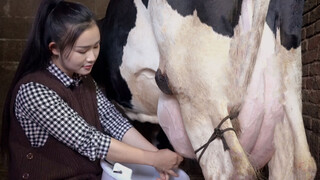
0,0 -> 183,179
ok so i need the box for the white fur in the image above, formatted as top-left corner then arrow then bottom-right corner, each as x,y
119,0 -> 161,123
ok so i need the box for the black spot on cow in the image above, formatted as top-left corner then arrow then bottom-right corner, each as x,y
92,0 -> 137,108
266,0 -> 304,50
155,69 -> 173,95
166,0 -> 242,37
142,0 -> 149,8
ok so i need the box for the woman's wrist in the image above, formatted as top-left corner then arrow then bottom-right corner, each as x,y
144,150 -> 158,167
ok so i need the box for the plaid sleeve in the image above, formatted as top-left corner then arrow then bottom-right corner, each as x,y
15,82 -> 111,161
96,86 -> 133,141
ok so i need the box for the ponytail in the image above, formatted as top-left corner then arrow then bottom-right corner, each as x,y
19,0 -> 63,78
1,0 -> 62,157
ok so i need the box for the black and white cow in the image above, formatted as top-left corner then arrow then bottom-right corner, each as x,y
92,0 -> 160,124
91,0 -> 317,179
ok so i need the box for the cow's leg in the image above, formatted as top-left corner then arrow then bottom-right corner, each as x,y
282,48 -> 316,179
268,47 -> 316,179
220,119 -> 258,179
268,114 -> 295,179
179,100 -> 256,179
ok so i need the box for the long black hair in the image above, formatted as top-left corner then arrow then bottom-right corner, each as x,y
1,0 -> 97,155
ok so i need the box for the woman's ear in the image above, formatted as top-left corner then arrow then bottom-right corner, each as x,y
49,42 -> 60,56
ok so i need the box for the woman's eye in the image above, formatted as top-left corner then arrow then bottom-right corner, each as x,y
78,50 -> 87,54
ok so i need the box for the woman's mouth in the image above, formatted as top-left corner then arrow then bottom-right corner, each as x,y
83,65 -> 93,70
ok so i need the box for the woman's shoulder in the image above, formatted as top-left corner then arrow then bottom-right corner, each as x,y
14,70 -> 65,95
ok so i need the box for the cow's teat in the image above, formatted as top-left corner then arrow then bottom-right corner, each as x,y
155,69 -> 173,95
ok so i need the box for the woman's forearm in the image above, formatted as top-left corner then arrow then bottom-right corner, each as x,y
105,128 -> 183,173
121,127 -> 158,151
106,138 -> 156,166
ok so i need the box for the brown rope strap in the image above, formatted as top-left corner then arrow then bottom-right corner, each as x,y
194,112 -> 239,162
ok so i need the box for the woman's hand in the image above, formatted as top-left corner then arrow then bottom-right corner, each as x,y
152,149 -> 183,178
156,169 -> 182,180
157,170 -> 170,180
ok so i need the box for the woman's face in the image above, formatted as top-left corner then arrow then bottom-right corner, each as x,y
52,24 -> 100,77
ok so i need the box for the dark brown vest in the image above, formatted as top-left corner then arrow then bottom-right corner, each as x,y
9,70 -> 103,180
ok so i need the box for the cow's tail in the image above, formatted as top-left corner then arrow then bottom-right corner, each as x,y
238,0 -> 271,90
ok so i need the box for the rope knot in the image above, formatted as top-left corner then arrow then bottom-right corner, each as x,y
214,128 -> 223,137
195,112 -> 239,162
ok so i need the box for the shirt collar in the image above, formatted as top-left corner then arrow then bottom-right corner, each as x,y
47,62 -> 82,88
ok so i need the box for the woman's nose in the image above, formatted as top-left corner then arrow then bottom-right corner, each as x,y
86,50 -> 96,61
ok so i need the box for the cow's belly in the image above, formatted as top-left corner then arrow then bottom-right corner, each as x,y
238,24 -> 284,168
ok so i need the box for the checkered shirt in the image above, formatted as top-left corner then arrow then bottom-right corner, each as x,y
14,63 -> 133,161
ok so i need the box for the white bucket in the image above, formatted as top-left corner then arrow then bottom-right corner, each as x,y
101,160 -> 190,180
